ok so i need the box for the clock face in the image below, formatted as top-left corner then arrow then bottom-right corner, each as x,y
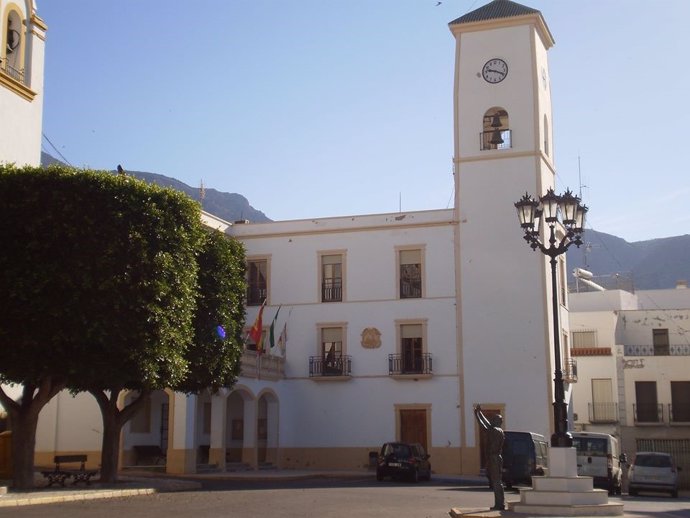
482,58 -> 508,84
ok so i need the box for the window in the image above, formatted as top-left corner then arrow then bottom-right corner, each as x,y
635,381 -> 659,423
322,326 -> 343,374
671,381 -> 690,422
544,115 -> 550,156
572,330 -> 597,348
480,107 -> 511,150
653,329 -> 669,356
399,248 -> 422,299
320,253 -> 343,302
246,258 -> 268,306
2,10 -> 24,83
591,379 -> 616,422
389,320 -> 431,376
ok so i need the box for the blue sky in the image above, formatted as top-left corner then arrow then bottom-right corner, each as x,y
39,1 -> 689,243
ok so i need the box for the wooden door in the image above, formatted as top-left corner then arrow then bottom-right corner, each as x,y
400,409 -> 427,451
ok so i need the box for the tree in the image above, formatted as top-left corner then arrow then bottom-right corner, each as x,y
89,229 -> 246,482
0,164 -> 203,487
178,229 -> 246,394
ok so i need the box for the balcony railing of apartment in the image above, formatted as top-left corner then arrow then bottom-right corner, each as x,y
480,129 -> 512,151
246,286 -> 267,306
668,404 -> 690,424
570,347 -> 612,356
388,353 -> 433,377
0,59 -> 24,83
240,350 -> 284,380
564,357 -> 578,383
633,403 -> 664,424
309,355 -> 351,378
624,344 -> 690,356
400,279 -> 422,299
588,402 -> 619,423
321,278 -> 342,302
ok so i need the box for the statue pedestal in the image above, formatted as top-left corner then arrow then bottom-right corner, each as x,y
509,448 -> 623,516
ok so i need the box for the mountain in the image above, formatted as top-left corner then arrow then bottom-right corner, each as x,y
40,152 -> 271,224
566,229 -> 690,291
40,153 -> 687,290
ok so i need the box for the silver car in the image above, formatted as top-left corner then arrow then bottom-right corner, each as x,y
628,452 -> 680,498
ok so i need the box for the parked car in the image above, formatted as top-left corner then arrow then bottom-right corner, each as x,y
376,442 -> 431,482
501,431 -> 548,488
571,432 -> 624,495
628,452 -> 680,498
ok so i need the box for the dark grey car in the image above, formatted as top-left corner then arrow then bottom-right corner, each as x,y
376,442 -> 431,482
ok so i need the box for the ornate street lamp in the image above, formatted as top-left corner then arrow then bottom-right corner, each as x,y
514,188 -> 587,448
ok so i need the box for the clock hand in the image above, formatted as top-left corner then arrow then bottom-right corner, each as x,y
488,69 -> 506,76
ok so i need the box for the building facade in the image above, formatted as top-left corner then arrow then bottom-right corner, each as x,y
569,284 -> 690,488
0,0 -> 45,166
10,1 -> 581,477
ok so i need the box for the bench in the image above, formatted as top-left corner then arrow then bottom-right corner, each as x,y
41,455 -> 98,487
133,445 -> 166,465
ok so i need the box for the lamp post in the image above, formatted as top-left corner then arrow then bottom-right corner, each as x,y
514,188 -> 587,448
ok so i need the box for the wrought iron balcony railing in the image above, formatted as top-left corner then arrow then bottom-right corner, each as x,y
624,344 -> 690,356
0,59 -> 24,83
633,403 -> 664,424
309,355 -> 351,377
388,353 -> 433,376
588,402 -> 618,423
321,278 -> 342,302
668,404 -> 690,424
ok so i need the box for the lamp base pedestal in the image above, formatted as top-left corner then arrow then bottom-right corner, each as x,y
508,448 -> 623,516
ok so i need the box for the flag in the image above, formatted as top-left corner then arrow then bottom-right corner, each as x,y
268,306 -> 282,354
277,322 -> 287,356
248,300 -> 266,352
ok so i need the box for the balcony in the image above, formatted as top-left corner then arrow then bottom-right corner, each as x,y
564,357 -> 578,383
571,347 -> 612,357
588,402 -> 619,423
309,355 -> 351,379
240,350 -> 284,380
668,404 -> 690,424
246,286 -> 267,306
388,353 -> 433,379
0,58 -> 24,83
321,278 -> 342,302
633,403 -> 664,424
624,344 -> 690,356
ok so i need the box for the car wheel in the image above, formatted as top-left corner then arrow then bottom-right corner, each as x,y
376,470 -> 384,482
671,489 -> 678,498
628,488 -> 638,497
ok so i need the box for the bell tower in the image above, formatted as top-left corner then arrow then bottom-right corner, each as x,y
449,1 -> 561,459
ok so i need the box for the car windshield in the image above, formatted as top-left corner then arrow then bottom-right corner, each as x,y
573,437 -> 607,457
635,455 -> 671,468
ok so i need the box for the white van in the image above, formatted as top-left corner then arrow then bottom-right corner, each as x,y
571,432 -> 624,495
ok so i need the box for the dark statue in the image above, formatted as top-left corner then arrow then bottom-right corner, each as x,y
474,404 -> 505,511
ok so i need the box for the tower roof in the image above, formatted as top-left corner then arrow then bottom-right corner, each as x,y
449,0 -> 540,26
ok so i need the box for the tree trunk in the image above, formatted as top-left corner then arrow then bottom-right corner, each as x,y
90,388 -> 150,483
0,378 -> 66,489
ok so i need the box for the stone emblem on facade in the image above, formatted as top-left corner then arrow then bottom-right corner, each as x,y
361,327 -> 382,349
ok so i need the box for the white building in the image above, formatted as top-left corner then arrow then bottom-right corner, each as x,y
7,1 -> 583,478
0,0 -> 45,166
569,282 -> 690,488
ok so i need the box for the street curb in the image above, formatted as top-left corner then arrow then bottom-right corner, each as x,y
0,487 -> 157,508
